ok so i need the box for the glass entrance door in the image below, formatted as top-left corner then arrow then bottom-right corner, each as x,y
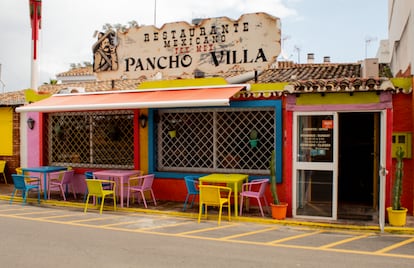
293,112 -> 338,220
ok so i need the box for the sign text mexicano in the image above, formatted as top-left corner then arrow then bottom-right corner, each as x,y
94,12 -> 280,80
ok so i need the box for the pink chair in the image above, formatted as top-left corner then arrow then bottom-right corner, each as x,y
239,178 -> 269,217
127,174 -> 157,208
48,170 -> 77,201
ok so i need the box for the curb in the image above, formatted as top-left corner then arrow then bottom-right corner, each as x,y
1,194 -> 414,235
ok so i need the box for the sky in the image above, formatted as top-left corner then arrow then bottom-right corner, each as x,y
0,0 -> 388,92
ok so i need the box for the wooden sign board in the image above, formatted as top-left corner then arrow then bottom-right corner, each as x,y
93,12 -> 281,81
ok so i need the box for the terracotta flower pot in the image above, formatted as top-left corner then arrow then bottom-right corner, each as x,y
270,202 -> 288,220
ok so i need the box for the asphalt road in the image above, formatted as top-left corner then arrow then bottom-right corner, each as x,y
0,202 -> 413,267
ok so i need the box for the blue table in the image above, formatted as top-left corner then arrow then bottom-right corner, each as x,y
21,166 -> 68,200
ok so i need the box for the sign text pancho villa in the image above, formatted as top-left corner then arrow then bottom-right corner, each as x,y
93,12 -> 281,80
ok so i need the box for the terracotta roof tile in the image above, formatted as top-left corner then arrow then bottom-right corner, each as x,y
56,66 -> 94,77
253,62 -> 362,83
0,61 -> 398,106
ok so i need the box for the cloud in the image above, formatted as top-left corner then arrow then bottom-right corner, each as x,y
1,0 -> 297,91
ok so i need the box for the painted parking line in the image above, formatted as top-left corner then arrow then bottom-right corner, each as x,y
318,233 -> 373,249
41,214 -> 82,219
10,210 -> 58,216
219,226 -> 279,240
70,215 -> 119,223
375,236 -> 414,254
140,221 -> 194,231
101,218 -> 152,228
1,202 -> 414,260
177,223 -> 239,235
267,230 -> 324,244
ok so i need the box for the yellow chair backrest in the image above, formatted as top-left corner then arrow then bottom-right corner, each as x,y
16,167 -> 23,175
0,161 -> 6,172
200,185 -> 231,205
86,179 -> 115,196
86,179 -> 104,196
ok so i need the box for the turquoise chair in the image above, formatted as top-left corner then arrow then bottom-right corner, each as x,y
10,174 -> 40,205
183,176 -> 199,211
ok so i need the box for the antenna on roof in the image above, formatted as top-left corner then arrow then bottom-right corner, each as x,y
365,36 -> 378,58
294,45 -> 301,63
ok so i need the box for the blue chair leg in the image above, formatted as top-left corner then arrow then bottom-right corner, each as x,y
37,188 -> 40,204
190,194 -> 196,208
23,190 -> 28,205
183,194 -> 190,211
9,189 -> 16,204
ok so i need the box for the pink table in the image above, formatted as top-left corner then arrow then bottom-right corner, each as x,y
92,170 -> 141,208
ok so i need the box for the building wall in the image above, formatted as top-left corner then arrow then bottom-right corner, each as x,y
388,0 -> 414,76
392,92 -> 413,213
0,108 -> 22,182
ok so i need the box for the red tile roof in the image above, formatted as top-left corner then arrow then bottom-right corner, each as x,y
0,61 -> 401,106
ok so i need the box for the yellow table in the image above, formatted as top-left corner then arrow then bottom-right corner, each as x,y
199,173 -> 248,217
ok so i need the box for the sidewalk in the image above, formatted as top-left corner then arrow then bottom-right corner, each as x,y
1,183 -> 413,234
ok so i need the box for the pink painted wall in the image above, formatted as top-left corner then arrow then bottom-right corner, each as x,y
26,112 -> 42,167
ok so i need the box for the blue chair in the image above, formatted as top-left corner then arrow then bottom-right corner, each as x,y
10,174 -> 40,205
83,171 -> 112,203
183,176 -> 199,211
83,171 -> 94,203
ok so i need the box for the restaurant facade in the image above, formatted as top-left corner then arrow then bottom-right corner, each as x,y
14,12 -> 413,226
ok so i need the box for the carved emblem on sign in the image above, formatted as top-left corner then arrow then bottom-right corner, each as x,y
92,30 -> 119,72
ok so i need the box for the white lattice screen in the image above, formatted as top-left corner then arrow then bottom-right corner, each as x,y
157,107 -> 276,175
46,110 -> 134,169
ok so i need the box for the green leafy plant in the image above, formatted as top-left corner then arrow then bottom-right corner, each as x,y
269,150 -> 279,205
249,129 -> 258,140
392,147 -> 404,210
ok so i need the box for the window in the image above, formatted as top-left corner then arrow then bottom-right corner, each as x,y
46,110 -> 134,168
156,106 -> 276,175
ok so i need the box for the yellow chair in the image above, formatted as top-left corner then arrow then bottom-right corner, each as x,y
84,179 -> 116,214
198,185 -> 232,225
16,167 -> 41,185
15,167 -> 23,175
0,160 -> 8,184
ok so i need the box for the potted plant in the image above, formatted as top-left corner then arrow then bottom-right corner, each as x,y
386,146 -> 408,226
167,120 -> 177,138
249,129 -> 259,148
269,150 -> 288,219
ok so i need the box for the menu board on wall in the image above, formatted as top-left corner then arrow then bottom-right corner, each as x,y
298,117 -> 333,162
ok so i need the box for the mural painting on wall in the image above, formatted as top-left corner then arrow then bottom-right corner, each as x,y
93,30 -> 119,72
93,12 -> 281,80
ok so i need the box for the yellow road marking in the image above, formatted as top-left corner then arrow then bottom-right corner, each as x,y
0,207 -> 27,212
12,210 -> 57,216
375,236 -> 414,254
41,214 -> 83,219
319,233 -> 372,249
220,226 -> 279,240
101,218 -> 150,227
178,223 -> 238,235
140,221 -> 194,230
71,216 -> 119,223
1,211 -> 414,260
267,230 -> 324,244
